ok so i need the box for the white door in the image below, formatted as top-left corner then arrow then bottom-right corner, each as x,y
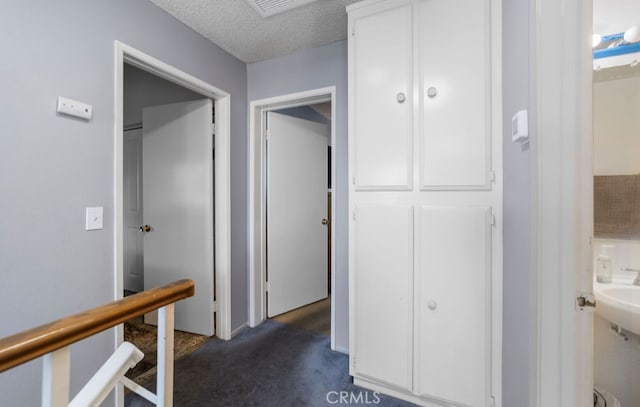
266,112 -> 328,317
123,128 -> 144,293
142,99 -> 215,336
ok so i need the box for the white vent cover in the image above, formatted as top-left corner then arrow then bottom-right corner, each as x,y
245,0 -> 320,18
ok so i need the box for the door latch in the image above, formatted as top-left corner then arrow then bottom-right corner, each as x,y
576,293 -> 596,312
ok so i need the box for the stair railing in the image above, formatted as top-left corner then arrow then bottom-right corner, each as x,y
0,279 -> 195,407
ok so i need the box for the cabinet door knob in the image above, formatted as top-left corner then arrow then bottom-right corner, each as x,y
427,300 -> 437,310
139,224 -> 152,232
427,86 -> 438,98
396,92 -> 406,103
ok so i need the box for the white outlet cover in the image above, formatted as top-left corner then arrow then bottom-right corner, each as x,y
512,109 -> 529,143
57,96 -> 93,120
86,207 -> 103,231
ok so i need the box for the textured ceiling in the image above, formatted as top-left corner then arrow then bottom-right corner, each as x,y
148,0 -> 361,63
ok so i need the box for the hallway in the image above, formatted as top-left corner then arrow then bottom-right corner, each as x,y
125,319 -> 416,406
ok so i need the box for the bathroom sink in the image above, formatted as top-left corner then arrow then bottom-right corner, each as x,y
600,286 -> 640,307
594,282 -> 640,336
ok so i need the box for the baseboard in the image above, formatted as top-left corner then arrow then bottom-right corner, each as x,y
231,323 -> 247,338
354,376 -> 465,407
334,345 -> 349,355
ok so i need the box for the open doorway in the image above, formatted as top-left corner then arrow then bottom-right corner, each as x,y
266,105 -> 332,336
121,63 -> 213,384
122,64 -> 206,295
249,87 -> 337,348
591,1 -> 640,405
114,41 -> 232,404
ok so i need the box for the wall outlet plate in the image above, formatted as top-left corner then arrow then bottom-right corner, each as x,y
57,96 -> 93,120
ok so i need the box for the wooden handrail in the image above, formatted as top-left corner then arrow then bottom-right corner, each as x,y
0,279 -> 194,373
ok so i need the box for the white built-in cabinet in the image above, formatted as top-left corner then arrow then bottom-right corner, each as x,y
347,1 -> 502,406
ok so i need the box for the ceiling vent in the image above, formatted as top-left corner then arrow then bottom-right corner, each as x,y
245,0 -> 320,18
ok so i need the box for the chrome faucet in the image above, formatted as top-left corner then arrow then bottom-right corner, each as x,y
620,267 -> 640,286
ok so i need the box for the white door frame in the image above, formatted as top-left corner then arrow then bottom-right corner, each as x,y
113,38 -> 232,387
248,87 -> 337,349
530,0 -> 593,405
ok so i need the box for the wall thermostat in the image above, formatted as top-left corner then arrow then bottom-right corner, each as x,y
512,109 -> 529,143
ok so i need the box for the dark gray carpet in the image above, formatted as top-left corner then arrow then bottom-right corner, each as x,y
125,319 -> 417,406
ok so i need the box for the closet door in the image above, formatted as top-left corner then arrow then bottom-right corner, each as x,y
419,0 -> 492,189
349,0 -> 415,392
414,0 -> 497,406
352,1 -> 413,190
353,204 -> 413,389
415,206 -> 492,406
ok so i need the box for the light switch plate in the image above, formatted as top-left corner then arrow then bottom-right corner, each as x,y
86,207 -> 103,231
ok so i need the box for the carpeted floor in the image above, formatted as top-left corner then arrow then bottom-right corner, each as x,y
125,319 -> 417,406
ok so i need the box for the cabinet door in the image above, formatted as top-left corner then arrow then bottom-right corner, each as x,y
415,206 -> 492,406
352,3 -> 413,190
419,0 -> 492,189
353,204 -> 413,389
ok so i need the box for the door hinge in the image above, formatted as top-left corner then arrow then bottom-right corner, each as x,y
490,170 -> 496,183
265,281 -> 270,292
576,293 -> 596,312
490,210 -> 496,227
352,210 -> 357,221
212,122 -> 216,135
352,176 -> 356,185
212,301 -> 218,313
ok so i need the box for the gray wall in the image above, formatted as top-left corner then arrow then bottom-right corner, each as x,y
124,64 -> 204,127
0,1 -> 247,405
247,40 -> 349,351
502,0 -> 533,405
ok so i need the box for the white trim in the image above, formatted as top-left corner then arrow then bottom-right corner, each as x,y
530,1 -> 593,406
231,322 -> 248,338
490,1 -> 504,405
113,40 -> 232,405
248,87 -> 337,350
334,346 -> 349,355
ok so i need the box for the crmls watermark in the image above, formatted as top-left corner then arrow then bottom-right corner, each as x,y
326,390 -> 381,405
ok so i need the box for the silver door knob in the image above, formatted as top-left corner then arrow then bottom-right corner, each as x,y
396,92 -> 406,103
322,219 -> 329,226
427,87 -> 438,98
427,300 -> 437,311
139,225 -> 152,232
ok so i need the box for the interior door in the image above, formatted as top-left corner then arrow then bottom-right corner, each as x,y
142,99 -> 215,336
123,128 -> 143,293
266,112 -> 328,317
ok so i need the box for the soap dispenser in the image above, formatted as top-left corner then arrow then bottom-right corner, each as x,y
596,244 -> 614,283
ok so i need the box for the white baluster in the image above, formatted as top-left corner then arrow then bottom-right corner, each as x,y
69,342 -> 143,407
157,304 -> 175,407
42,347 -> 70,407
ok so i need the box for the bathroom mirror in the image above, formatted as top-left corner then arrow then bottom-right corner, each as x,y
593,57 -> 640,239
